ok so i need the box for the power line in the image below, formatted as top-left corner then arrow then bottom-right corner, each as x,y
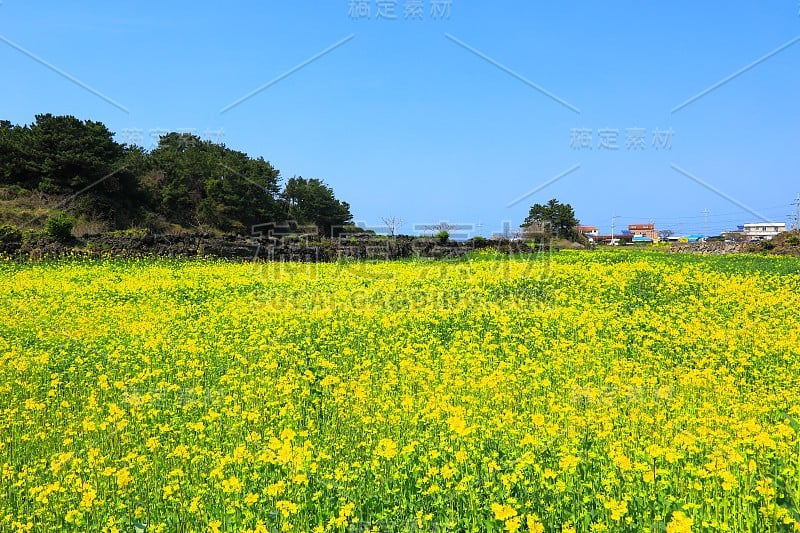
614,204 -> 791,221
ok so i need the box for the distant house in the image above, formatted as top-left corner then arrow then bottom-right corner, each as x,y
628,223 -> 659,243
741,222 -> 786,241
576,225 -> 599,243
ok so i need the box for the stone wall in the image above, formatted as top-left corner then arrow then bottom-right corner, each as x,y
0,233 -> 540,262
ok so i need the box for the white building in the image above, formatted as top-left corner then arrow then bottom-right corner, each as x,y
742,222 -> 786,241
575,225 -> 599,243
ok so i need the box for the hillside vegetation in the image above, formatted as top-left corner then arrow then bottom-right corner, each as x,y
1,115 -> 353,236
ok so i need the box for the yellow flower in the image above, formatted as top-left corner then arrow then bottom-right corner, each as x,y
526,514 -> 545,533
5,251 -> 800,530
267,481 -> 286,497
646,444 -> 664,459
115,467 -> 132,489
79,484 -> 97,509
666,511 -> 693,533
340,502 -> 355,519
604,498 -> 628,521
171,444 -> 190,459
276,500 -> 298,518
612,453 -> 632,472
440,464 -> 456,480
65,509 -> 81,524
559,454 -> 580,471
491,503 -> 517,521
447,415 -> 472,436
221,476 -> 242,493
505,515 -> 521,532
375,438 -> 398,460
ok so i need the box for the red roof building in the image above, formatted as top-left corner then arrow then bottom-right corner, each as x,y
628,223 -> 659,242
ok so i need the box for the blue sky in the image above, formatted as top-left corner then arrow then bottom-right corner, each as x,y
2,1 -> 798,236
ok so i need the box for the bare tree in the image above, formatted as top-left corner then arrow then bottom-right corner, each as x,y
381,216 -> 404,238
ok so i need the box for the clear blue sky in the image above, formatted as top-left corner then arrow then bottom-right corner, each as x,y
2,1 -> 798,236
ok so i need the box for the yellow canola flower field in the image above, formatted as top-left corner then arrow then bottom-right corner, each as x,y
1,250 -> 799,532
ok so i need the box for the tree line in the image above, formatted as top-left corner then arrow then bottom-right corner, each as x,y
0,114 -> 353,235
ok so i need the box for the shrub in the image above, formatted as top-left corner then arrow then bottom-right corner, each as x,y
435,230 -> 449,244
470,236 -> 489,248
786,235 -> 800,246
0,224 -> 22,243
45,212 -> 75,242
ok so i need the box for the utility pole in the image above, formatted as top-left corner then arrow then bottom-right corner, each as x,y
611,214 -> 617,245
793,193 -> 800,230
702,208 -> 710,238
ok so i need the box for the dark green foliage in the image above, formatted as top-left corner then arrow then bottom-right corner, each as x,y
0,120 -> 33,186
28,114 -> 124,193
45,212 -> 74,242
283,177 -> 352,237
435,230 -> 449,244
147,133 -> 283,232
0,115 -> 353,236
522,198 -> 581,241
